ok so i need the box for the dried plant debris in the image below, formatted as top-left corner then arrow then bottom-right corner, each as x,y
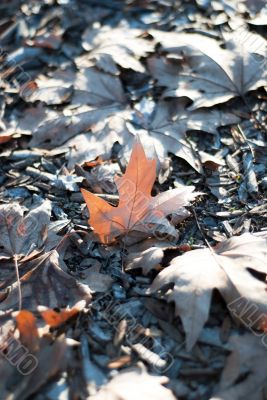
0,0 -> 266,399
90,367 -> 177,400
82,138 -> 200,244
150,233 -> 267,350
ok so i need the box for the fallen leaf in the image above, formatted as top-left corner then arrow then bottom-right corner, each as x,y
62,110 -> 131,170
29,107 -> 118,148
82,26 -> 154,72
79,162 -> 121,194
0,334 -> 69,400
25,65 -> 127,148
0,310 -> 70,400
126,247 -> 166,274
15,310 -> 39,352
22,83 -> 73,105
82,138 -> 199,244
0,134 -> 12,144
0,200 -> 51,259
13,103 -> 53,136
211,334 -> 267,400
79,261 -> 114,292
0,200 -> 53,310
124,98 -> 239,171
150,233 -> 267,350
67,98 -> 239,172
90,367 -> 176,400
72,66 -> 126,107
148,32 -> 267,109
40,300 -> 85,328
0,251 -> 91,311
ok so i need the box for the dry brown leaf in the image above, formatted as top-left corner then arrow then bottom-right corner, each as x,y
15,310 -> 39,352
0,200 -> 51,259
124,98 -> 239,171
148,31 -> 267,109
22,83 -> 73,105
40,300 -> 84,328
126,247 -> 165,274
90,367 -> 176,400
82,26 -> 154,72
82,137 -> 199,244
211,334 -> 267,400
62,110 -> 131,170
69,98 -> 239,172
29,106 -> 123,149
79,261 -> 114,292
0,134 -> 12,144
150,233 -> 267,350
0,200 -> 54,310
125,244 -> 191,274
0,311 -> 70,400
72,66 -> 126,107
26,65 -> 127,148
0,250 -> 91,312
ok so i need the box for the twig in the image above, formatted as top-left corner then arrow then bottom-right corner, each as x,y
14,254 -> 22,311
236,124 -> 255,158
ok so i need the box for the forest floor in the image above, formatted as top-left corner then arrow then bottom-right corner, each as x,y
0,1 -> 266,399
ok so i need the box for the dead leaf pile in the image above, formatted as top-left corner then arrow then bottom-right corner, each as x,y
0,0 -> 266,399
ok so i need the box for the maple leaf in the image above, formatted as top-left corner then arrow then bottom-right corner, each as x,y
0,310 -> 70,400
0,200 -> 51,259
15,310 -> 40,352
211,334 -> 267,400
82,26 -> 154,73
0,200 -> 53,310
150,233 -> 267,350
81,138 -> 199,244
148,31 -> 267,109
40,300 -> 85,328
65,98 -> 239,171
25,66 -> 127,148
78,261 -> 114,292
0,251 -> 91,312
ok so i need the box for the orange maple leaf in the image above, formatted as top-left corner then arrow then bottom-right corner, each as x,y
81,138 -> 199,244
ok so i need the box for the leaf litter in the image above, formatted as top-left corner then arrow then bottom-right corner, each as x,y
0,0 -> 266,399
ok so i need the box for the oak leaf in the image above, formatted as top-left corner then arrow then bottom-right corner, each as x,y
81,138 -> 199,244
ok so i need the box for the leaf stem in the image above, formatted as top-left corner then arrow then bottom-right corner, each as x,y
14,254 -> 22,310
